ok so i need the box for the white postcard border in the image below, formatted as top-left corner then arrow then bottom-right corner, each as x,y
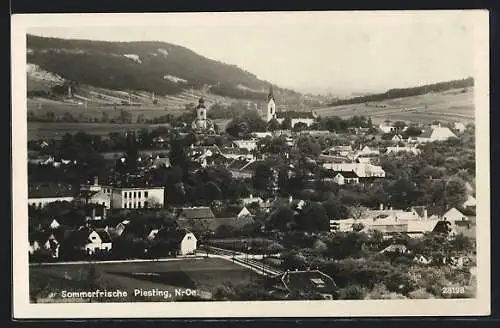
11,11 -> 491,318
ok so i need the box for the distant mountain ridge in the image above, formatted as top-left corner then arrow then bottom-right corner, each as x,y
26,34 -> 301,101
329,77 -> 474,106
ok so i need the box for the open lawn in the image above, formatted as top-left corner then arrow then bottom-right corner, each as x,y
29,257 -> 259,303
313,88 -> 475,125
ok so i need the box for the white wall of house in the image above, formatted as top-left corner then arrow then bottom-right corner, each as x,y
84,231 -> 112,254
111,187 -> 165,209
179,233 -> 197,255
237,207 -> 252,217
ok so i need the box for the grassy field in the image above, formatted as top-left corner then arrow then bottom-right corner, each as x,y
30,257 -> 259,303
313,88 -> 475,125
27,122 -> 161,140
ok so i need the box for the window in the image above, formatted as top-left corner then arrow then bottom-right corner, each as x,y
187,236 -> 191,240
138,191 -> 142,198
138,202 -> 141,208
124,192 -> 127,199
144,191 -> 149,198
144,201 -> 149,208
133,192 -> 136,198
124,203 -> 127,209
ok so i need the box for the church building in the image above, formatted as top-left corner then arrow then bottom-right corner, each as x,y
264,87 -> 317,128
191,96 -> 215,132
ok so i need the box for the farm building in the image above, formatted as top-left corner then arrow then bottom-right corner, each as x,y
147,228 -> 197,256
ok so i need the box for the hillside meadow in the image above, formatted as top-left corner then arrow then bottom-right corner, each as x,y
314,88 -> 475,125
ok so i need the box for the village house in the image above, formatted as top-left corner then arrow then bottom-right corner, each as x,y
331,171 -> 360,185
269,270 -> 337,300
110,186 -> 165,209
323,145 -> 353,157
378,124 -> 396,134
227,158 -> 261,179
28,183 -> 76,208
213,205 -> 253,219
332,205 -> 441,237
29,230 -> 64,259
463,195 -> 477,210
417,125 -> 457,143
385,145 -> 422,156
231,139 -> 258,151
240,194 -> 264,206
147,228 -> 197,256
442,207 -> 469,223
218,147 -> 255,161
114,220 -> 131,237
84,203 -> 107,221
391,134 -> 404,143
251,132 -> 273,139
322,163 -> 386,180
66,227 -> 113,256
453,122 -> 467,133
177,206 -> 216,221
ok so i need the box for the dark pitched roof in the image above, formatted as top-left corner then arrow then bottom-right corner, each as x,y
227,158 -> 252,171
280,270 -> 337,295
220,147 -> 251,155
213,206 -> 247,218
241,160 -> 262,172
178,207 -> 215,220
29,230 -> 64,244
152,228 -> 193,245
275,111 -> 316,119
334,170 -> 359,178
28,183 -> 76,198
419,129 -> 433,138
411,206 -> 427,218
94,229 -> 113,243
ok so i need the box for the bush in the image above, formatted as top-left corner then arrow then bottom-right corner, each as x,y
408,288 -> 436,299
338,285 -> 366,300
365,283 -> 407,300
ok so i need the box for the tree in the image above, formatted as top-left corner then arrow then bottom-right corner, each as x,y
267,118 -> 281,132
296,136 -> 321,158
281,117 -> 292,130
295,202 -> 330,231
293,122 -> 308,132
322,199 -> 350,220
349,204 -> 367,220
266,206 -> 295,231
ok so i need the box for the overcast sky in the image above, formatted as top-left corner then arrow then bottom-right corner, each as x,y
26,11 -> 481,95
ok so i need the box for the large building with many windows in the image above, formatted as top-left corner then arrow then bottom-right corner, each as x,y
110,187 -> 165,209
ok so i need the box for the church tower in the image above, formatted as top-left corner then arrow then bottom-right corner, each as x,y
266,87 -> 276,122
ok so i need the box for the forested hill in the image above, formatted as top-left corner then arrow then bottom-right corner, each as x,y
26,34 -> 300,100
330,77 -> 474,106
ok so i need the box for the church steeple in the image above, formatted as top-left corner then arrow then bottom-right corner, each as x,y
267,86 -> 275,102
266,86 -> 276,122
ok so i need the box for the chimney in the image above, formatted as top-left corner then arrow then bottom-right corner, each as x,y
289,195 -> 293,204
249,194 -> 253,199
379,203 -> 384,210
92,207 -> 96,220
103,206 -> 107,219
423,209 -> 428,220
389,206 -> 393,210
93,176 -> 99,186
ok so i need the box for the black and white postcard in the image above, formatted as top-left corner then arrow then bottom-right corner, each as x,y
11,10 -> 490,318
